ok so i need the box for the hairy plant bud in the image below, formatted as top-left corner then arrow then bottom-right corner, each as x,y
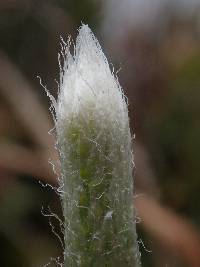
56,24 -> 141,267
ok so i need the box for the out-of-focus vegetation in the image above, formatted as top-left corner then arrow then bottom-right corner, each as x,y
0,1 -> 200,266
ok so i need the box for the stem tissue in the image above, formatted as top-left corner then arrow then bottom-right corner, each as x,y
54,24 -> 141,267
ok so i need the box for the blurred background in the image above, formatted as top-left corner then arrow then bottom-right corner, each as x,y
0,0 -> 200,266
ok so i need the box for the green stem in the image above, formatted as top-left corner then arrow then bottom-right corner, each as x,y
58,112 -> 141,266
55,24 -> 141,267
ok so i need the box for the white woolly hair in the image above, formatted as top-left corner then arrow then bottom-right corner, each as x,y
56,24 -> 129,134
53,24 -> 141,267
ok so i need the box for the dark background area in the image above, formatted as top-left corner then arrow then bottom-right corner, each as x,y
0,0 -> 200,266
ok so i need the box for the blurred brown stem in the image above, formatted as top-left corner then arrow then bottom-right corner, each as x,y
136,194 -> 200,267
0,143 -> 56,184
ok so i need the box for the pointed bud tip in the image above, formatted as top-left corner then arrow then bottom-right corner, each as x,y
57,24 -> 129,132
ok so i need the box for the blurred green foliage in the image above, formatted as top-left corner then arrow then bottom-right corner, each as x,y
148,52 -> 200,221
